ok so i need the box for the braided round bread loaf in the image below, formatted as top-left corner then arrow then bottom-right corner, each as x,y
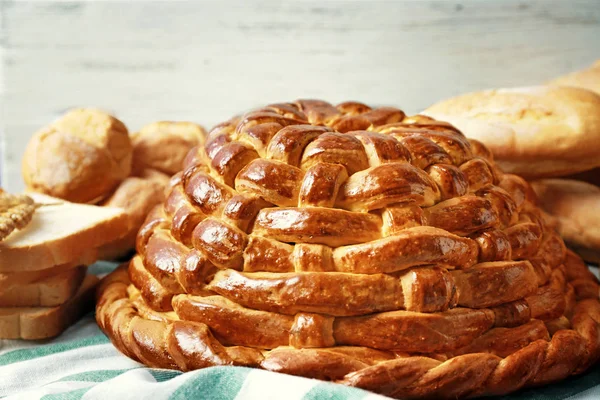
96,100 -> 600,399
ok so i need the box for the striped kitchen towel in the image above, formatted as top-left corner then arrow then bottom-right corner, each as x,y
1,262 -> 599,400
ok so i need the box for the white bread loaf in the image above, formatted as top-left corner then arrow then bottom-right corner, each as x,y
0,274 -> 98,339
0,249 -> 96,291
0,266 -> 87,307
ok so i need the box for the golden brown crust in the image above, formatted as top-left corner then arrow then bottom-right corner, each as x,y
97,99 -> 600,399
423,86 -> 600,179
22,108 -> 132,203
97,264 -> 600,399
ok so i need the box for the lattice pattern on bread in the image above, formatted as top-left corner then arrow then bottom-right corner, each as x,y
97,100 -> 600,399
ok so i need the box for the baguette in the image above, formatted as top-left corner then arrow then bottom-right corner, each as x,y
423,86 -> 600,179
0,274 -> 98,339
0,194 -> 129,272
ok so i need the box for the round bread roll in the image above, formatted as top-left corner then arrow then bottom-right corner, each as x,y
22,108 -> 132,203
98,169 -> 170,260
131,121 -> 206,176
531,179 -> 600,264
423,86 -> 600,179
549,60 -> 600,95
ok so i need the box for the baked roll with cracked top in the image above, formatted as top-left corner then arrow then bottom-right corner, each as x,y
96,100 -> 600,399
22,108 -> 132,203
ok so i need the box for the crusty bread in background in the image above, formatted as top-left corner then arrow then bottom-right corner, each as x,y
423,86 -> 600,179
549,60 -> 600,95
565,168 -> 600,187
98,169 -> 170,260
0,274 -> 98,339
131,121 -> 206,176
22,108 -> 132,204
0,193 -> 129,272
571,247 -> 600,265
531,179 -> 600,264
0,266 -> 86,307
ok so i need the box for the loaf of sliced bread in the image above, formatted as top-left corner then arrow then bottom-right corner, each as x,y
0,193 -> 129,272
0,249 -> 96,291
0,266 -> 86,307
0,274 -> 99,339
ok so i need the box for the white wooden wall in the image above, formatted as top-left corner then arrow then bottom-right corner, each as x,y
2,0 -> 600,191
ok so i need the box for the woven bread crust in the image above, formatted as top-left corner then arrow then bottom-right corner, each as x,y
96,100 -> 600,399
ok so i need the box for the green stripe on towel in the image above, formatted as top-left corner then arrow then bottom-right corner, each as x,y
40,387 -> 92,400
148,369 -> 182,382
0,334 -> 108,366
56,368 -> 138,383
169,367 -> 250,400
303,382 -> 368,400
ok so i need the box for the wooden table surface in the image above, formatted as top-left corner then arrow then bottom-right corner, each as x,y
1,0 -> 600,191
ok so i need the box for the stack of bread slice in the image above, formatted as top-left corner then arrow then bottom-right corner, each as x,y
0,193 -> 128,339
423,61 -> 600,264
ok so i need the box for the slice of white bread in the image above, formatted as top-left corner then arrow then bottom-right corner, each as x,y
0,266 -> 86,307
0,274 -> 99,339
0,193 -> 129,273
0,249 -> 96,291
